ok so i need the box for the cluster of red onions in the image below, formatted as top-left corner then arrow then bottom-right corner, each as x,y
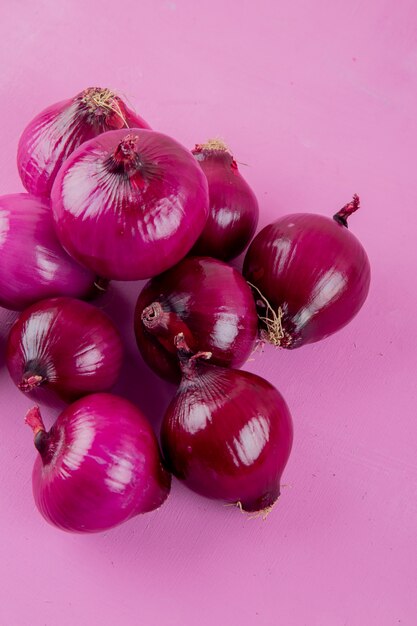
1,86 -> 370,534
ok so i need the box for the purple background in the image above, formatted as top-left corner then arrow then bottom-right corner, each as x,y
0,1 -> 416,624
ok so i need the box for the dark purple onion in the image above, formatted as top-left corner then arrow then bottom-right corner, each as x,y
134,256 -> 258,383
18,87 -> 149,198
6,297 -> 123,402
190,140 -> 259,260
51,130 -> 209,281
161,334 -> 293,513
243,195 -> 371,348
0,194 -> 96,311
26,393 -> 171,533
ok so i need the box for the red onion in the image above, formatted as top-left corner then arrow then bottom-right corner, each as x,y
0,194 -> 96,311
51,130 -> 209,280
243,195 -> 371,348
18,87 -> 149,198
161,334 -> 293,513
134,256 -> 258,382
7,297 -> 123,402
26,393 -> 171,533
190,140 -> 259,260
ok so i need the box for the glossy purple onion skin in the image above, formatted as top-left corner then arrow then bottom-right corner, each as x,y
51,129 -> 209,280
30,394 -> 171,533
190,145 -> 259,261
18,88 -> 149,198
0,194 -> 95,311
161,358 -> 293,512
134,257 -> 259,383
6,297 -> 123,402
243,212 -> 371,348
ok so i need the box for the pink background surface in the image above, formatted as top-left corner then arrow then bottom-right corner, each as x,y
0,1 -> 416,624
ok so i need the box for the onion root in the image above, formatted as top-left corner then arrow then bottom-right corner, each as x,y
247,281 -> 292,347
81,87 -> 128,128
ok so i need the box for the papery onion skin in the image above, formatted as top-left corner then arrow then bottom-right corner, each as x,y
51,130 -> 209,280
26,394 -> 171,533
134,256 -> 258,383
190,140 -> 259,261
0,194 -> 96,311
243,196 -> 371,348
6,297 -> 123,402
18,87 -> 149,198
161,335 -> 293,512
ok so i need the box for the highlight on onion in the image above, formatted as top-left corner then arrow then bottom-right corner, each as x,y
7,297 -> 123,402
0,194 -> 96,311
243,195 -> 371,348
51,130 -> 209,280
161,334 -> 293,514
26,393 -> 171,533
18,87 -> 149,198
134,256 -> 258,382
190,139 -> 259,261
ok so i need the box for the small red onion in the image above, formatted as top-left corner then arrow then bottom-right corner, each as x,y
7,297 -> 123,402
18,87 -> 149,198
190,139 -> 259,260
26,393 -> 171,533
0,194 -> 96,311
134,256 -> 258,382
51,130 -> 209,280
243,195 -> 371,348
161,334 -> 293,513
